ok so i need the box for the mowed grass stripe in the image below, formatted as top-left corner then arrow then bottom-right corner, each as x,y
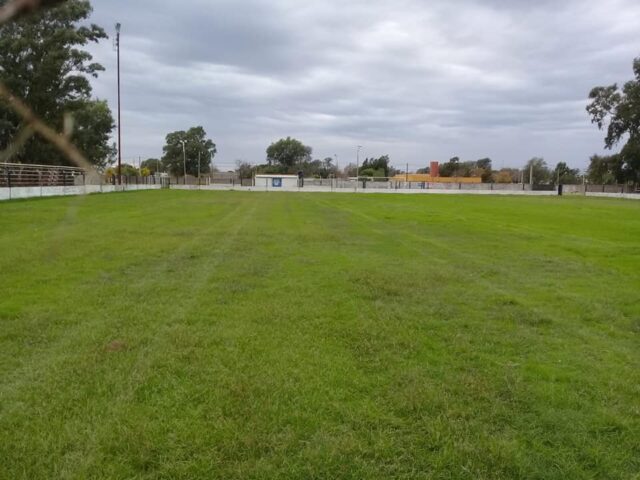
311,194 -> 607,329
0,193 -> 247,378
0,193 -> 266,476
0,191 -> 639,479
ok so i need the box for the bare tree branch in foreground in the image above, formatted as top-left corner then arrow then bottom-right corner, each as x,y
0,0 -> 65,24
0,0 -> 99,178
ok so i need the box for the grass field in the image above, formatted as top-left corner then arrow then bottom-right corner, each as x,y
1,190 -> 639,479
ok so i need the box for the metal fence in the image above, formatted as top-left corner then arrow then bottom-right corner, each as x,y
3,163 -> 638,199
0,163 -> 172,188
302,179 -> 557,191
111,175 -> 163,186
0,162 -> 85,187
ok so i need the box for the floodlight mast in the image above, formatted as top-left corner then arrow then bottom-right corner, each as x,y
356,145 -> 362,192
179,139 -> 187,183
115,23 -> 122,185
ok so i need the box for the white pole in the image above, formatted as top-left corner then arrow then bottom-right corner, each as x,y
356,145 -> 362,192
529,163 -> 533,186
180,140 -> 187,184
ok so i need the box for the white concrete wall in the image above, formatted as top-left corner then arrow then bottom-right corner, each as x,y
585,192 -> 640,200
0,184 -> 161,201
6,182 -> 636,201
172,184 -> 560,196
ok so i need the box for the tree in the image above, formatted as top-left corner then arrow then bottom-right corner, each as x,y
141,158 -> 162,175
523,157 -> 552,185
118,163 -> 138,177
495,169 -> 521,183
439,157 -> 490,179
71,99 -> 116,168
0,0 -> 114,167
588,154 -> 624,184
359,155 -> 391,177
553,162 -> 581,185
439,157 -> 460,177
619,138 -> 640,184
476,158 -> 492,170
319,157 -> 339,178
587,56 -> 640,184
161,126 -> 217,176
343,163 -> 357,177
236,160 -> 254,179
266,137 -> 312,171
304,159 -> 323,177
359,168 -> 379,178
495,170 -> 514,183
476,158 -> 493,182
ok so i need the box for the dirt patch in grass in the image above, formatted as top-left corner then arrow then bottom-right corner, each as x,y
105,339 -> 128,352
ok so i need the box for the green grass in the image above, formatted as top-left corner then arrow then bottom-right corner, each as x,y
1,190 -> 639,479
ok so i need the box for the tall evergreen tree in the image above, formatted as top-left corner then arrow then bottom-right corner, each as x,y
587,56 -> 640,184
0,0 -> 114,167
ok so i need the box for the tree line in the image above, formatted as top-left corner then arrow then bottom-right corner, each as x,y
1,1 -> 638,187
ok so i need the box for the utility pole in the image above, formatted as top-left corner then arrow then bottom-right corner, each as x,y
529,163 -> 534,186
197,151 -> 201,185
209,150 -> 214,182
115,23 -> 122,185
406,163 -> 409,182
356,145 -> 362,192
179,140 -> 187,184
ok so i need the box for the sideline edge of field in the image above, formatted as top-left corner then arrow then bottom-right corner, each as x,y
2,184 -> 640,201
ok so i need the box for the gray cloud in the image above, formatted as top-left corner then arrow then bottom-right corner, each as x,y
86,0 -> 640,171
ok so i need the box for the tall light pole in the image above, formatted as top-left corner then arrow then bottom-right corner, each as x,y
115,23 -> 122,185
356,145 -> 362,191
179,139 -> 187,184
209,149 -> 214,185
529,162 -> 534,187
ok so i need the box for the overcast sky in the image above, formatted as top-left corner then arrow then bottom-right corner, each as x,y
86,0 -> 640,172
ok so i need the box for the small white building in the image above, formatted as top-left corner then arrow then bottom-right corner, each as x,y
254,174 -> 300,190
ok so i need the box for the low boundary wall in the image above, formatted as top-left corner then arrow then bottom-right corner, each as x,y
0,183 -> 161,201
2,182 -> 639,201
172,184 -> 559,196
584,192 -> 640,200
